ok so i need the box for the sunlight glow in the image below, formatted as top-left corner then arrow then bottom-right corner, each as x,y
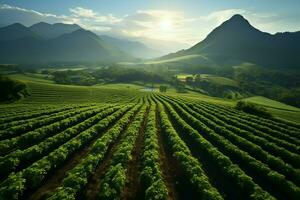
159,18 -> 173,31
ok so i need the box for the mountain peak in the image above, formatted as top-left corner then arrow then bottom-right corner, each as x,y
230,14 -> 246,21
32,22 -> 51,27
0,23 -> 37,41
29,22 -> 81,39
5,23 -> 27,29
225,14 -> 251,27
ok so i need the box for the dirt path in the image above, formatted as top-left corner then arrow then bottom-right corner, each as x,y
155,105 -> 179,200
26,109 -> 128,200
122,106 -> 150,200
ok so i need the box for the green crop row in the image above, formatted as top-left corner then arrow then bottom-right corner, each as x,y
99,105 -> 147,200
0,105 -> 132,199
48,104 -> 142,199
155,99 -> 224,200
139,103 -> 168,200
158,94 -> 299,200
0,105 -> 118,179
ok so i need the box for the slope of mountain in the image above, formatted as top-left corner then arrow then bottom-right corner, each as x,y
46,29 -> 131,62
0,23 -> 133,64
100,35 -> 163,58
29,22 -> 81,39
0,23 -> 39,41
161,14 -> 300,68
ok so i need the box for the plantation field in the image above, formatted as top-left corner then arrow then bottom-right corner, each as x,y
0,90 -> 300,200
6,74 -> 144,104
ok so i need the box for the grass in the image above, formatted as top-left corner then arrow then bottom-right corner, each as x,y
4,74 -> 144,104
242,96 -> 300,123
243,96 -> 300,112
200,74 -> 238,87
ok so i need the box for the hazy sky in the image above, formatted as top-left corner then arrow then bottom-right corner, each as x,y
0,0 -> 299,50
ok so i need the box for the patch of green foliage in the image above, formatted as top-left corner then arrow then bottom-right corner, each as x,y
236,101 -> 272,118
0,75 -> 29,102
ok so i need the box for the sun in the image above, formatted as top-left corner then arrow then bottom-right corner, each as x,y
159,18 -> 173,31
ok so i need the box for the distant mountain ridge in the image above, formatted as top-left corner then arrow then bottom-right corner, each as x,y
29,22 -> 81,39
0,23 -> 39,41
0,22 -> 134,64
161,14 -> 300,68
100,35 -> 163,59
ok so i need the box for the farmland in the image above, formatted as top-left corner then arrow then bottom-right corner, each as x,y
0,79 -> 299,200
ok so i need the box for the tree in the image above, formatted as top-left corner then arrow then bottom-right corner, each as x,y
0,75 -> 29,102
159,86 -> 167,93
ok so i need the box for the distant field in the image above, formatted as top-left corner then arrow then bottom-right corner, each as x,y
175,73 -> 238,87
201,74 -> 238,87
5,73 -> 299,122
7,74 -> 143,104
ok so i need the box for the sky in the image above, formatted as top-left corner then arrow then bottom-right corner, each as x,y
0,0 -> 300,52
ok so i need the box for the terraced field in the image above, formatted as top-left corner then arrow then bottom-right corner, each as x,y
0,93 -> 299,200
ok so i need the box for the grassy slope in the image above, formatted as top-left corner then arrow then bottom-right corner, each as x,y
3,73 -> 299,123
242,96 -> 300,123
5,74 -> 144,104
201,74 -> 238,87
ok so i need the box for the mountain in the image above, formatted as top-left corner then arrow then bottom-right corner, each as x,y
100,35 -> 163,58
0,23 -> 39,41
0,23 -> 133,64
29,22 -> 81,39
161,14 -> 300,68
46,29 -> 131,62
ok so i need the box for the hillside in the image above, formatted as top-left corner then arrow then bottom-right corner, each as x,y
160,14 -> 300,68
29,22 -> 81,39
0,23 -> 133,64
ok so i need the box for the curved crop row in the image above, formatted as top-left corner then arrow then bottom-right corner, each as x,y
154,95 -> 275,200
0,105 -> 106,155
155,100 -> 224,200
186,100 -> 300,155
164,96 -> 300,174
198,101 -> 300,144
157,95 -> 299,200
0,105 -> 133,200
99,105 -> 148,200
138,104 -> 169,200
0,105 -> 58,120
0,105 -> 119,179
0,104 -> 88,128
186,102 -> 300,167
196,99 -> 300,137
48,104 -> 142,199
0,105 -> 95,140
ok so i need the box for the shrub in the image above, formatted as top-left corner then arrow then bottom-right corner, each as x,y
0,75 -> 29,102
235,101 -> 272,118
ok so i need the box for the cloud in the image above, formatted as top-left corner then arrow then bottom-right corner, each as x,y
69,7 -> 121,24
0,4 -> 70,26
69,7 -> 97,18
